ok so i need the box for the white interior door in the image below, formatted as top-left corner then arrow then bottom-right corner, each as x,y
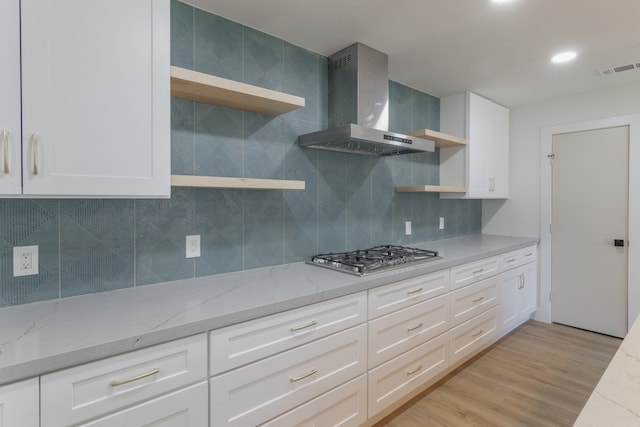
551,126 -> 628,338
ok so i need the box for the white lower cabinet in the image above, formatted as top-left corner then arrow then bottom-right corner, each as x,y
41,334 -> 207,427
0,378 -> 39,427
449,275 -> 498,327
450,306 -> 498,366
210,324 -> 367,427
368,333 -> 449,417
261,374 -> 368,427
80,381 -> 208,427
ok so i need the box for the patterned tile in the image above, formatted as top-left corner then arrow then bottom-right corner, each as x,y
194,102 -> 243,177
195,189 -> 244,276
244,114 -> 285,180
371,157 -> 394,246
244,27 -> 284,91
318,56 -> 329,128
0,200 -> 59,307
244,191 -> 284,269
136,188 -> 195,286
283,42 -> 319,122
283,119 -> 318,263
170,0 -> 193,68
317,150 -> 347,253
194,10 -> 243,80
389,81 -> 413,133
171,98 -> 195,175
60,200 -> 134,297
346,155 -> 374,251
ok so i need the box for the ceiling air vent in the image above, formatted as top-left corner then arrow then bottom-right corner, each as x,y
598,62 -> 640,77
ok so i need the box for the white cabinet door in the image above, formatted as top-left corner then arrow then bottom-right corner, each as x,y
0,0 -> 21,195
498,266 -> 521,338
440,91 -> 509,199
518,262 -> 537,320
0,378 -> 39,427
20,0 -> 170,197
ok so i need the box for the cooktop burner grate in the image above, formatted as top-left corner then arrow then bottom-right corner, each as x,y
308,245 -> 440,276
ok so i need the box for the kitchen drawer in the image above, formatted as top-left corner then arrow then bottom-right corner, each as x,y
368,333 -> 449,418
260,374 -> 367,427
499,245 -> 537,271
368,294 -> 449,368
449,307 -> 498,366
210,292 -> 366,375
210,324 -> 367,427
41,333 -> 207,427
449,276 -> 498,327
450,256 -> 499,290
80,381 -> 207,426
368,269 -> 450,319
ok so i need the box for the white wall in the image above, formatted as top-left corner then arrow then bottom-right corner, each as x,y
482,81 -> 640,325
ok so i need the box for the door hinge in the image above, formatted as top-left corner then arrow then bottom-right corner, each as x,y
547,154 -> 555,165
549,291 -> 552,302
549,223 -> 552,234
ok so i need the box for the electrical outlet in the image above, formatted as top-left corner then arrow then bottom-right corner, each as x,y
186,235 -> 201,258
405,221 -> 412,235
13,245 -> 39,277
439,217 -> 445,230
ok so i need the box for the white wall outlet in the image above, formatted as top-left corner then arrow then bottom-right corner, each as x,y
186,235 -> 201,258
405,221 -> 412,235
439,217 -> 445,230
13,245 -> 39,277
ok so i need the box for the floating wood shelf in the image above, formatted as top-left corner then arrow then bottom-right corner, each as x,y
395,185 -> 467,193
408,129 -> 467,148
171,175 -> 305,190
170,66 -> 305,115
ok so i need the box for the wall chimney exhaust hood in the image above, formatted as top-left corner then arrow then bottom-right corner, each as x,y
298,43 -> 435,156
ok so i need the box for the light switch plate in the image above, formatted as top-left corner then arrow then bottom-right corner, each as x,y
439,217 -> 445,230
405,221 -> 412,235
186,235 -> 201,258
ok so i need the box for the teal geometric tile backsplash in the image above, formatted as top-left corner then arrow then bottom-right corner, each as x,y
0,0 -> 481,307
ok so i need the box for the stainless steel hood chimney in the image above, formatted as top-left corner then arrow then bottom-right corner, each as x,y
298,43 -> 435,156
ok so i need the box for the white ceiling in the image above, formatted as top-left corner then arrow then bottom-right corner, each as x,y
184,0 -> 640,107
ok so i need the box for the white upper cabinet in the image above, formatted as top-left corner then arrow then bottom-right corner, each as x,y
0,0 -> 21,195
440,91 -> 509,199
11,0 -> 170,198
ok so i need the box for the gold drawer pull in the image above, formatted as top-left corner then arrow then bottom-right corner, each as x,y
2,131 -> 8,174
32,133 -> 39,175
525,253 -> 533,257
407,287 -> 423,295
472,296 -> 484,303
473,268 -> 484,274
290,368 -> 317,382
406,365 -> 422,376
506,258 -> 516,263
290,320 -> 317,332
407,322 -> 423,332
109,368 -> 160,387
472,329 -> 484,338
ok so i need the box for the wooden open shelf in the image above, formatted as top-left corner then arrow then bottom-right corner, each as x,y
407,129 -> 467,148
170,66 -> 305,115
395,185 -> 467,193
171,175 -> 305,190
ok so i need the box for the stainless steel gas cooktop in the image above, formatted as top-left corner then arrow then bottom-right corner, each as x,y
308,245 -> 441,276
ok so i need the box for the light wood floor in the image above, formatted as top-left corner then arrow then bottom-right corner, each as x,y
376,320 -> 622,427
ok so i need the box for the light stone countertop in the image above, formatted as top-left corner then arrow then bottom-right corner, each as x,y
574,315 -> 640,426
0,234 -> 537,386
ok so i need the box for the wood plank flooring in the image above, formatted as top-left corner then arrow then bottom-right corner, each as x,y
375,320 -> 622,427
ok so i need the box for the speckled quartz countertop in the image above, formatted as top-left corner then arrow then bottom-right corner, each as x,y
574,315 -> 640,426
0,234 -> 537,386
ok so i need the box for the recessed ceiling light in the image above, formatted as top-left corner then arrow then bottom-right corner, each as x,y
551,51 -> 577,64
491,0 -> 514,3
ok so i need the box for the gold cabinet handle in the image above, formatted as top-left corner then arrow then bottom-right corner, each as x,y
472,329 -> 484,338
472,296 -> 484,303
525,253 -> 533,257
290,368 -> 317,382
32,133 -> 39,175
506,258 -> 516,263
407,322 -> 423,332
2,131 -> 8,174
290,320 -> 317,332
406,365 -> 422,376
473,268 -> 484,274
407,287 -> 423,295
109,368 -> 160,387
